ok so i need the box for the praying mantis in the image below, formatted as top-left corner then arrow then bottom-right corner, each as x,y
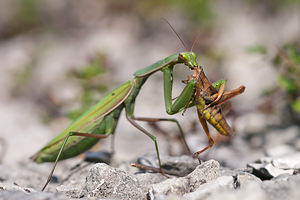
31,23 -> 245,191
31,51 -> 201,191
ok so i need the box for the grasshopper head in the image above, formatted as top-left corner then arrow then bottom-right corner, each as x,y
179,51 -> 198,69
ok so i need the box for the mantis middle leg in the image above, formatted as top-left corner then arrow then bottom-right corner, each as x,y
133,117 -> 191,154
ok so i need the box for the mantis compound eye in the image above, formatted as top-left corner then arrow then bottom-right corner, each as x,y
179,53 -> 186,62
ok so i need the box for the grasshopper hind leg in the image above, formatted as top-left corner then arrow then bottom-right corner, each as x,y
194,113 -> 214,164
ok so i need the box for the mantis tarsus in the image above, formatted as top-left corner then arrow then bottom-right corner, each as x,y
31,52 -> 201,191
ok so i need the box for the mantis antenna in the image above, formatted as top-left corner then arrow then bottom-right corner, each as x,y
162,19 -> 201,53
190,34 -> 200,52
162,18 -> 189,52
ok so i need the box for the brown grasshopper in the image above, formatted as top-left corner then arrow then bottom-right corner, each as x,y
188,66 -> 245,162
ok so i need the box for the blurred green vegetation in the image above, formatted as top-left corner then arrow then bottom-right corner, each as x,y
13,63 -> 36,95
11,47 -> 42,97
67,53 -> 109,120
17,0 -> 41,27
244,0 -> 300,11
12,52 -> 109,123
0,0 -> 43,38
274,44 -> 300,114
246,45 -> 267,55
1,0 -> 215,39
3,0 -> 299,40
132,0 -> 214,25
258,43 -> 300,118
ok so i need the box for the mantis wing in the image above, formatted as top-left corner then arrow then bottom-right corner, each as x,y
31,80 -> 134,162
134,54 -> 179,77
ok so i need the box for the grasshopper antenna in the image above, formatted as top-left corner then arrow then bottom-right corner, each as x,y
162,18 -> 188,52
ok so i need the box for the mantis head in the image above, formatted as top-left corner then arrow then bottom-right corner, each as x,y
179,51 -> 199,69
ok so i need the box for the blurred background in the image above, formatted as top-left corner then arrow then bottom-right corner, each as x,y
0,0 -> 299,173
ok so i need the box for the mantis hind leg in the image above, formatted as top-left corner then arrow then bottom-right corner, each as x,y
127,116 -> 185,176
41,114 -> 119,191
41,132 -> 109,191
126,116 -> 163,171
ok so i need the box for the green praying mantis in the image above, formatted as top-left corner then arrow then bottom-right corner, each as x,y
31,51 -> 201,191
31,25 -> 245,191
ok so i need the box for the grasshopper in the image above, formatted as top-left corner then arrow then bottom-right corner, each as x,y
31,52 -> 201,191
187,66 -> 245,162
